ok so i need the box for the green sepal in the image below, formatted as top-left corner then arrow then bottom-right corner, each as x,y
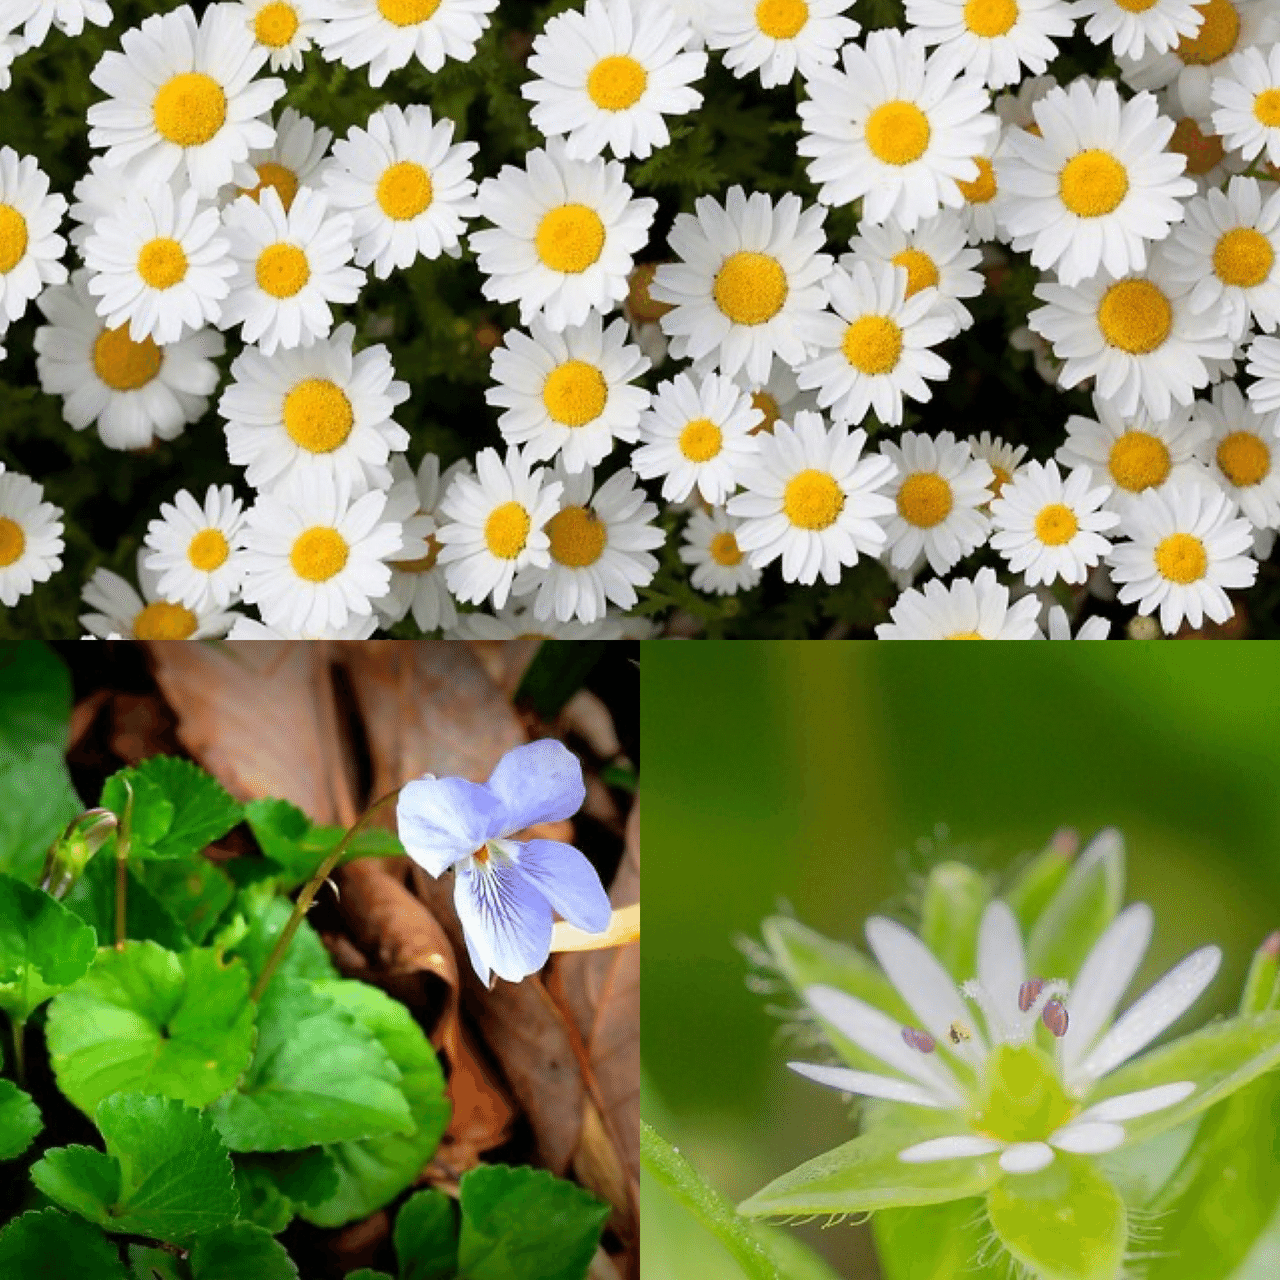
0,1208 -> 129,1280
101,758 -> 242,863
0,870 -> 99,1020
1004,830 -> 1076,934
919,862 -> 989,984
1239,934 -> 1280,1016
394,1188 -> 458,1280
874,1198 -> 1003,1280
189,1222 -> 299,1280
0,1077 -> 42,1160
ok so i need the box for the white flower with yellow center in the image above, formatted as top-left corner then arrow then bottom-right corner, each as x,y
228,614 -> 380,638
1029,264 -> 1234,420
1108,480 -> 1256,632
445,600 -> 653,640
513,463 -> 664,624
83,185 -> 234,346
470,139 -> 657,333
234,0 -> 322,72
436,445 -> 563,609
876,564 -> 1043,637
486,312 -> 651,474
1071,0 -> 1205,60
69,158 -> 185,254
315,0 -> 500,88
0,470 -> 63,608
968,431 -> 1028,502
1156,93 -> 1244,191
220,321 -> 410,495
324,104 -> 477,279
631,370 -> 762,504
905,0 -> 1075,91
990,460 -> 1120,586
680,505 -> 761,595
238,468 -> 405,634
703,0 -> 860,89
880,430 -> 994,575
86,4 -> 284,198
81,549 -> 239,639
1193,379 -> 1280,528
220,186 -> 363,354
996,80 -> 1194,287
1247,332 -> 1280,413
0,146 -> 66,326
955,133 -> 1007,245
797,262 -> 954,429
0,0 -> 109,46
651,186 -> 832,386
523,0 -> 706,161
726,410 -> 898,585
1046,603 -> 1112,637
797,27 -> 998,232
142,484 -> 246,612
231,108 -> 332,214
1211,42 -> 1280,167
34,269 -> 225,451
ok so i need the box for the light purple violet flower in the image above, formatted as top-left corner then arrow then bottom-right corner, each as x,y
396,738 -> 613,984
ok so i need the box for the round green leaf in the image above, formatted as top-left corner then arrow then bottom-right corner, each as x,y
0,1208 -> 128,1280
30,1143 -> 122,1222
232,1162 -> 296,1235
394,1188 -> 458,1280
62,855 -> 188,953
128,1244 -> 187,1280
101,758 -> 242,863
189,1222 -> 299,1280
0,745 -> 84,883
0,871 -> 99,1020
0,642 -> 73,758
101,772 -> 174,856
0,1077 -> 42,1160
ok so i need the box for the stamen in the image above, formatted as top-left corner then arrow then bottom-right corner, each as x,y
1018,978 -> 1044,1012
1042,998 -> 1069,1037
901,1026 -> 936,1054
948,1020 -> 974,1045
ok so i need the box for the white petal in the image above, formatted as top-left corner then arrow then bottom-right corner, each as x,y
898,1135 -> 1003,1164
999,1141 -> 1055,1173
787,1061 -> 948,1109
1075,946 -> 1222,1085
977,900 -> 1026,1041
1075,1081 -> 1196,1123
1049,1122 -> 1126,1154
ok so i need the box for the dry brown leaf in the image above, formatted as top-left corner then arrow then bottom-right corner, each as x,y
558,690 -> 622,761
68,689 -> 111,755
108,693 -> 180,764
466,638 -> 544,699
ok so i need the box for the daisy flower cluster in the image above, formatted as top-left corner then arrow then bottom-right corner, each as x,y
4,0 -> 1280,636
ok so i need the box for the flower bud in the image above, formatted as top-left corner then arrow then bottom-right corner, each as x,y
39,808 -> 117,899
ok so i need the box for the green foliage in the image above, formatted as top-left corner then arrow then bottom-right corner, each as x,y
215,884 -> 338,998
918,862 -> 990,985
188,1222 -> 299,1280
873,1198 -> 998,1280
62,853 -> 189,952
394,1189 -> 457,1280
0,642 -> 73,756
243,798 -> 404,891
0,871 -> 99,1021
0,1208 -> 129,1280
136,857 -> 237,946
0,1078 -> 42,1161
514,641 -> 606,718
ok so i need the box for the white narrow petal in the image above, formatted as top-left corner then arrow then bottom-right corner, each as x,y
787,1062 -> 948,1109
999,1142 -> 1055,1174
977,900 -> 1026,1041
1061,903 -> 1154,1078
1075,1081 -> 1196,1123
1074,946 -> 1222,1086
803,984 -> 967,1106
898,1135 -> 1003,1164
865,916 -> 988,1063
1049,1122 -> 1126,1154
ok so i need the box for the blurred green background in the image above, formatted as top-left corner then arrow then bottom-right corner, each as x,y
640,643 -> 1280,1279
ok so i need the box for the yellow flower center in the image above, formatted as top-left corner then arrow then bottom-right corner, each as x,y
782,469 -> 844,531
484,502 -> 531,559
750,390 -> 780,434
964,0 -> 1019,37
283,378 -> 355,452
1213,227 -> 1275,288
535,204 -> 606,274
241,162 -> 301,212
0,516 -> 25,568
256,243 -> 311,298
842,315 -> 903,375
1059,149 -> 1130,217
709,530 -> 744,566
1034,502 -> 1079,546
0,204 -> 27,274
152,72 -> 227,147
1255,90 -> 1280,129
391,533 -> 442,573
586,55 -> 648,110
1169,117 -> 1226,176
1155,531 -> 1208,584
254,1 -> 299,46
897,472 -> 953,528
865,100 -> 932,166
543,360 -> 608,426
1113,0 -> 1157,10
1109,432 -> 1171,491
754,0 -> 809,38
92,326 -> 163,391
891,248 -> 940,298
988,465 -> 1011,498
137,237 -> 188,290
1097,279 -> 1172,354
713,251 -> 788,326
547,504 -> 607,567
377,0 -> 441,25
627,263 -> 672,323
957,157 -> 997,204
377,161 -> 434,221
187,528 -> 230,572
1175,0 -> 1240,66
132,601 -> 198,640
1217,430 -> 1270,487
946,630 -> 986,639
679,417 -> 723,462
289,527 -> 349,582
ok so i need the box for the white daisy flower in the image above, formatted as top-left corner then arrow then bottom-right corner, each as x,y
993,71 -> 1058,131
1161,176 -> 1280,339
631,369 -> 762,504
0,0 -> 109,46
234,0 -> 322,72
220,321 -> 409,494
314,0 -> 500,88
238,469 -> 405,634
0,32 -> 27,93
232,107 -> 332,213
621,261 -> 673,368
1046,604 -> 1112,638
1071,0 -> 1205,60
955,131 -> 1008,246
83,185 -> 234,345
880,430 -> 994,576
445,601 -> 653,640
876,564 -> 1043,637
86,4 -> 284,198
1158,97 -> 1246,192
996,80 -> 1195,287
0,146 -> 67,326
1108,480 -> 1256,632
436,446 -> 563,609
733,360 -> 821,437
34,270 -> 225,451
0,471 -> 63,608
905,0 -> 1075,91
1211,42 -> 1280,168
142,484 -> 246,611
513,463 -> 664,624
81,548 -> 239,639
989,460 -> 1120,586
726,410 -> 898,585
1247,332 -> 1280,413
797,27 -> 998,232
220,186 -> 363,354
680,505 -> 761,595
227,614 -> 381,638
842,210 -> 985,335
968,431 -> 1028,500
1028,263 -> 1234,420
523,0 -> 706,161
470,139 -> 657,333
486,312 -> 650,474
69,158 -> 184,255
1194,379 -> 1280,529
703,0 -> 859,89
323,104 -> 477,278
796,262 -> 954,428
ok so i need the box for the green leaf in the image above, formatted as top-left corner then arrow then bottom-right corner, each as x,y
218,886 -> 337,999
32,1094 -> 239,1242
62,853 -> 188,952
0,642 -> 73,759
514,640 -> 606,718
298,980 -> 449,1227
232,1161 -> 295,1235
128,1244 -> 187,1280
243,799 -> 403,890
0,1208 -> 128,1280
986,1154 -> 1126,1280
209,976 -> 413,1152
874,1198 -> 1003,1280
189,1222 -> 299,1280
345,1272 -> 393,1280
0,745 -> 84,883
394,1188 -> 457,1280
263,1146 -> 341,1206
137,858 -> 236,946
919,862 -> 989,984
0,1077 -> 42,1159
45,941 -> 256,1114
458,1163 -> 610,1280
101,771 -> 174,857
102,757 -> 242,863
0,871 -> 99,1020
1098,1116 -> 1203,1209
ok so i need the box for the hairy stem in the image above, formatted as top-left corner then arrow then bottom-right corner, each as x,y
10,1016 -> 25,1089
115,778 -> 134,951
